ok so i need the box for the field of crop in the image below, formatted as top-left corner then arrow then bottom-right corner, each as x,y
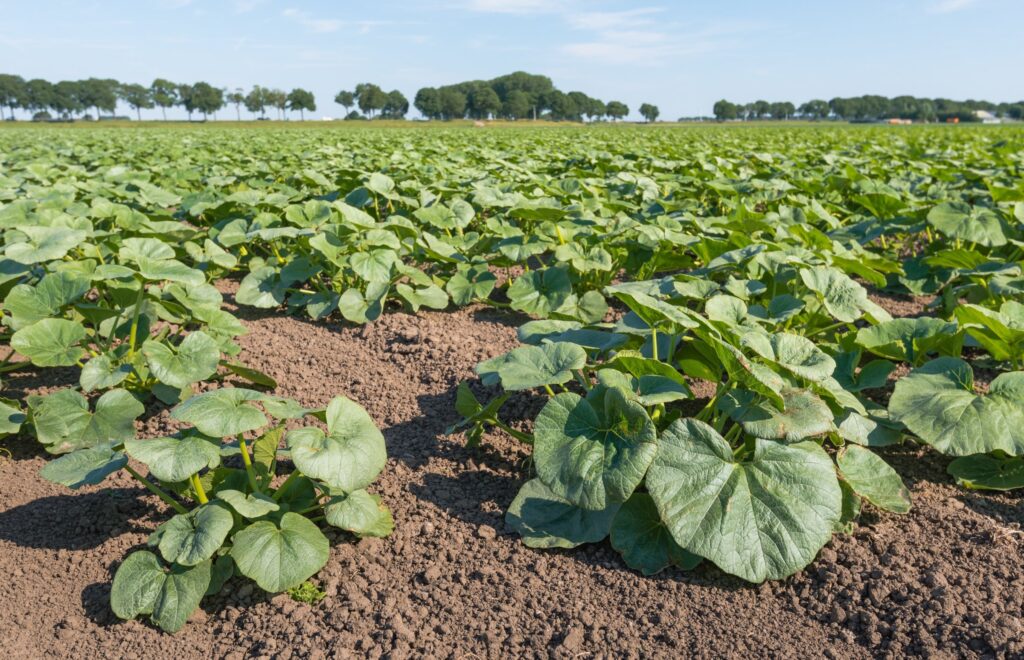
1,122 -> 1023,657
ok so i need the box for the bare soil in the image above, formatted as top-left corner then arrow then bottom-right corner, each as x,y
1,287 -> 1022,659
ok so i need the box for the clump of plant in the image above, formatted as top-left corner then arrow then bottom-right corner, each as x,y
40,388 -> 391,633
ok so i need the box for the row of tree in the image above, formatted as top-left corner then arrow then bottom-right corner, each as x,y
0,71 -> 662,122
712,96 -> 1024,122
0,75 -> 320,121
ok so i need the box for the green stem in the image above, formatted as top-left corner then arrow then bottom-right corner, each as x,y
190,473 -> 209,505
492,418 -> 534,444
271,471 -> 300,501
238,437 -> 261,493
574,369 -> 591,392
651,327 -> 659,361
125,465 -> 189,515
543,384 -> 556,397
127,282 -> 146,357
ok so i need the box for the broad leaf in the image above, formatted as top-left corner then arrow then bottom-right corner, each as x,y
170,388 -> 268,437
287,396 -> 386,492
29,388 -> 144,454
10,318 -> 87,367
324,489 -> 394,538
947,454 -> 1024,491
610,492 -> 701,576
39,443 -> 127,489
230,513 -> 329,593
144,331 -> 221,389
506,478 -> 620,549
158,503 -> 234,566
836,445 -> 911,513
110,551 -> 210,633
124,432 -> 222,483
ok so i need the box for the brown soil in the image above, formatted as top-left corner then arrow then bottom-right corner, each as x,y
1,291 -> 1022,659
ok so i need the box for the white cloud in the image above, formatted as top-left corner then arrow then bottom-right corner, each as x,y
233,0 -> 267,13
565,7 -> 663,31
563,23 -> 753,66
461,0 -> 562,14
281,8 -> 342,32
928,0 -> 980,13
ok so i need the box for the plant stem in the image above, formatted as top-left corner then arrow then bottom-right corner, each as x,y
124,465 -> 189,515
543,384 -> 556,397
190,473 -> 209,505
237,437 -> 261,493
127,281 -> 146,357
271,471 -> 300,501
651,327 -> 659,361
574,369 -> 591,392
492,418 -> 533,444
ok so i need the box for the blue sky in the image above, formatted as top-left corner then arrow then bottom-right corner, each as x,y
2,0 -> 1021,119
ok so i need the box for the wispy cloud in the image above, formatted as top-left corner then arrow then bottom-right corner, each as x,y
282,8 -> 342,33
928,0 -> 981,13
233,0 -> 267,13
563,19 -> 757,66
460,0 -> 563,14
565,7 -> 663,31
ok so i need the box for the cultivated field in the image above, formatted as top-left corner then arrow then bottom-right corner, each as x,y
1,123 -> 1022,658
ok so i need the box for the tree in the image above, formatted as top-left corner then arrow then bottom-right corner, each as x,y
78,78 -> 119,118
502,89 -> 530,120
382,90 -> 408,119
266,89 -> 286,119
334,90 -> 355,116
227,88 -> 245,120
798,99 -> 830,120
567,91 -> 592,121
639,103 -> 660,122
177,83 -> 195,120
0,74 -> 25,120
413,87 -> 441,119
605,101 -> 629,121
287,88 -> 316,120
468,84 -> 501,120
23,79 -> 55,116
712,99 -> 739,121
150,79 -> 178,120
355,83 -> 386,118
119,83 -> 153,121
769,101 -> 795,120
190,82 -> 223,120
245,86 -> 267,119
438,88 -> 466,120
51,80 -> 83,119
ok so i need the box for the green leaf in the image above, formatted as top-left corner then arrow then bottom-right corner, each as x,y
2,271 -> 90,330
0,398 -> 25,438
80,354 -> 133,392
446,266 -> 496,306
287,396 -> 386,492
324,489 -> 394,537
836,445 -> 911,513
507,267 -> 572,317
889,357 -> 1024,456
10,318 -> 87,367
856,318 -> 961,366
534,388 -> 657,510
476,342 -> 586,391
647,418 -> 841,583
954,303 -> 1024,363
947,454 -> 1024,491
143,331 -> 221,389
110,551 -> 211,633
170,388 -> 268,437
927,201 -> 1007,247
395,283 -> 448,312
505,478 -> 620,549
719,388 -> 834,441
610,492 -> 701,576
124,432 -> 222,483
39,443 -> 127,489
158,503 -> 234,566
350,249 -> 398,283
4,226 -> 86,264
29,388 -> 144,454
800,266 -> 890,323
236,266 -> 287,308
740,332 -> 836,382
216,489 -> 280,518
230,512 -> 330,593
220,360 -> 277,389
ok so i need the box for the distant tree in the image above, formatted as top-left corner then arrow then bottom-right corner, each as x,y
177,83 -> 195,120
566,91 -> 592,121
354,83 -> 387,118
78,78 -> 119,118
468,84 -> 501,120
286,88 -> 316,120
605,100 -> 629,121
750,99 -> 770,119
227,88 -> 245,120
190,82 -> 223,120
544,91 -> 578,121
150,79 -> 178,120
334,90 -> 355,116
585,97 -> 606,121
51,80 -> 84,119
798,99 -> 830,120
245,86 -> 267,119
0,74 -> 25,120
438,88 -> 466,120
23,79 -> 55,116
712,99 -> 739,120
382,90 -> 408,119
266,89 -> 286,119
502,89 -> 531,120
119,83 -> 153,121
769,101 -> 795,120
414,87 -> 441,119
639,103 -> 660,122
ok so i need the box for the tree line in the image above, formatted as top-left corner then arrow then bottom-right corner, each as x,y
0,71 -> 662,123
712,96 -> 1024,122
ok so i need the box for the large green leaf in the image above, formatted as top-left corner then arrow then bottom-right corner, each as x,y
475,342 -> 586,391
2,271 -> 90,330
507,267 -> 572,317
927,201 -> 1006,247
229,513 -> 329,593
955,303 -> 1024,363
610,492 -> 701,576
4,226 -> 86,264
143,331 -> 221,389
947,454 -> 1024,491
505,478 -> 620,549
110,551 -> 211,633
800,266 -> 890,323
39,443 -> 127,489
836,445 -> 911,513
855,318 -> 961,366
29,388 -> 144,454
323,489 -> 394,538
740,331 -> 836,382
534,388 -> 657,510
80,354 -> 133,392
889,357 -> 1024,455
170,388 -> 269,437
10,318 -> 87,367
158,503 -> 234,566
647,418 -> 841,582
287,396 -> 385,492
124,432 -> 222,483
216,489 -> 280,518
719,388 -> 834,441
